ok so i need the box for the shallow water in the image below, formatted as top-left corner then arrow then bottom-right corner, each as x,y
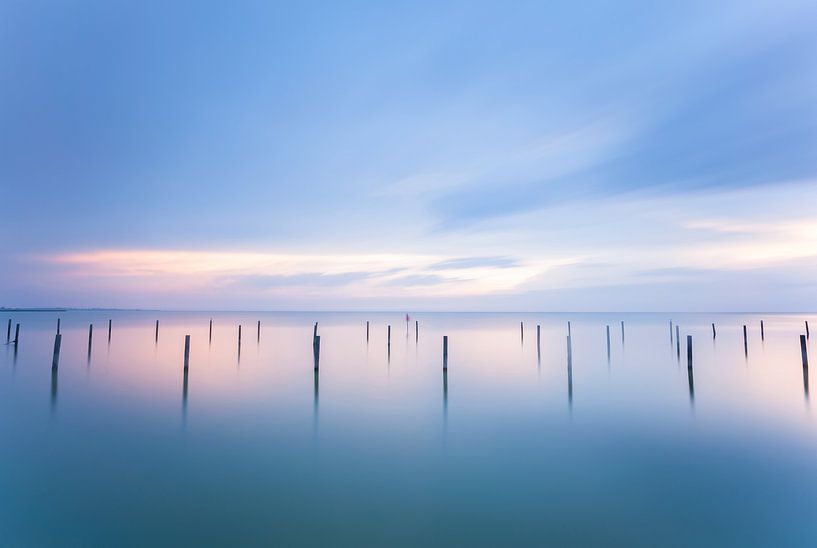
1,311 -> 816,546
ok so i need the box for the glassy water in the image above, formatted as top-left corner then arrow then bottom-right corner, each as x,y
1,311 -> 816,546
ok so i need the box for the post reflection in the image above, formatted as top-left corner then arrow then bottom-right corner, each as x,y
182,369 -> 189,419
687,366 -> 695,405
442,369 -> 448,427
51,369 -> 58,413
803,364 -> 809,400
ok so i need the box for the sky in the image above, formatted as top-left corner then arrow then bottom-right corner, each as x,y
1,0 -> 816,311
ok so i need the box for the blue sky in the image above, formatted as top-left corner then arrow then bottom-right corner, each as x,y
1,0 -> 816,310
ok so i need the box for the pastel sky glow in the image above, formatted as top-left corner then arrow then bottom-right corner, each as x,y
1,0 -> 816,310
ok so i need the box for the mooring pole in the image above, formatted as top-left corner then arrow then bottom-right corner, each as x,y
108,319 -> 112,343
366,320 -> 369,342
87,324 -> 93,355
209,318 -> 213,343
52,334 -> 62,371
155,320 -> 159,343
712,323 -> 716,338
687,335 -> 693,370
443,336 -> 448,370
802,335 -> 809,368
743,325 -> 748,356
184,335 -> 190,371
314,335 -> 321,371
760,320 -> 765,341
13,324 -> 19,346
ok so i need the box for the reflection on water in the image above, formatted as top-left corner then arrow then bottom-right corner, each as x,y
1,311 -> 817,545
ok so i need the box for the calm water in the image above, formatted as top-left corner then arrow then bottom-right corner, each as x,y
1,311 -> 816,546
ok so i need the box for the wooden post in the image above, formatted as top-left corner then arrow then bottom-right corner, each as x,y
606,325 -> 611,360
366,321 -> 369,342
802,335 -> 809,368
155,320 -> 159,342
712,323 -> 716,338
620,320 -> 625,343
52,334 -> 62,371
687,335 -> 693,369
57,318 -> 61,335
743,325 -> 748,355
567,335 -> 573,367
238,325 -> 242,346
209,318 -> 213,343
520,321 -> 524,342
536,325 -> 541,349
387,325 -> 391,348
760,320 -> 765,341
257,320 -> 261,342
6,319 -> 11,344
13,323 -> 19,345
567,321 -> 571,336
313,322 -> 318,340
415,320 -> 419,342
670,320 -> 673,344
108,319 -> 112,343
184,335 -> 190,371
313,335 -> 320,371
88,324 -> 93,354
443,336 -> 448,370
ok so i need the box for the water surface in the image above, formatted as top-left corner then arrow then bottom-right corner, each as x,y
1,311 -> 816,546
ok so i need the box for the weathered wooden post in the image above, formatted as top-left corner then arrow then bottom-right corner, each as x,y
802,335 -> 809,368
13,323 -> 19,346
209,318 -> 213,343
238,324 -> 242,346
52,334 -> 62,371
443,335 -> 448,370
56,318 -> 61,335
536,325 -> 541,349
108,319 -> 112,343
366,320 -> 369,342
314,335 -> 321,371
687,335 -> 693,370
87,324 -> 93,355
520,321 -> 524,342
387,325 -> 391,348
257,320 -> 261,342
712,323 -> 716,339
606,325 -> 611,360
620,320 -> 625,343
743,325 -> 748,355
184,335 -> 190,371
155,320 -> 159,342
760,320 -> 765,341
415,320 -> 419,342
